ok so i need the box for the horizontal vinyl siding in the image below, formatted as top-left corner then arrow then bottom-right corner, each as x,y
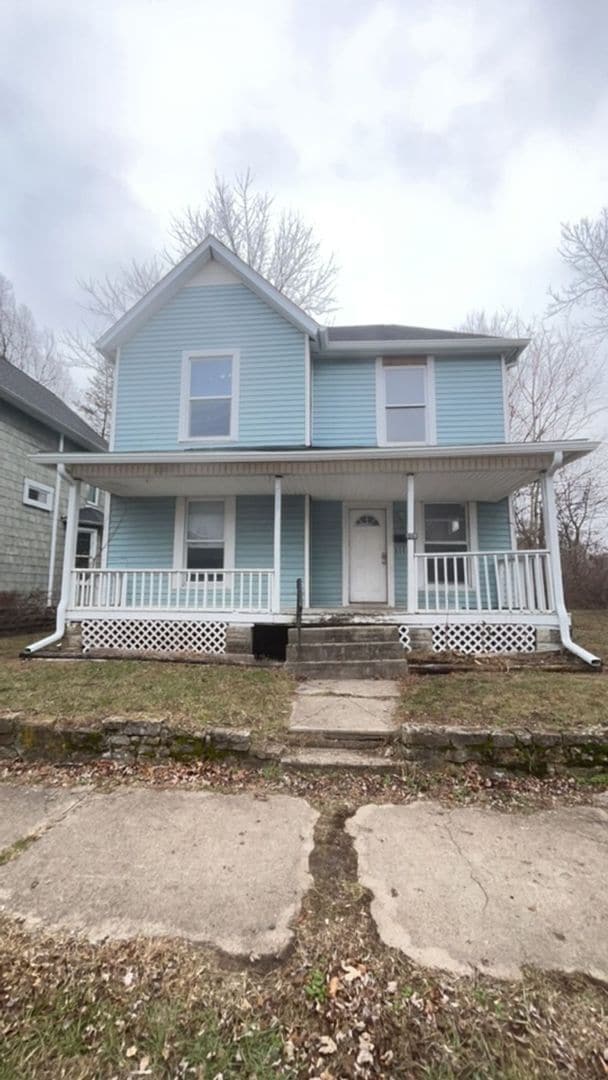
312,357 -> 376,446
114,284 -> 306,451
435,356 -> 505,444
393,500 -> 408,607
477,499 -> 513,551
235,495 -> 304,607
311,499 -> 342,606
107,497 -> 176,568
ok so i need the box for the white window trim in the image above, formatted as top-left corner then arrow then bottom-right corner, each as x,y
85,485 -> 100,506
173,496 -> 236,569
178,349 -> 240,443
342,501 -> 395,607
375,356 -> 436,447
76,527 -> 99,567
23,477 -> 54,511
417,499 -> 475,587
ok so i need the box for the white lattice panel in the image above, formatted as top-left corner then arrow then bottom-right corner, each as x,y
398,626 -> 412,651
432,623 -> 536,655
81,619 -> 227,655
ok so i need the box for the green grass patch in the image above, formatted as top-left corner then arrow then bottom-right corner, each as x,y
0,639 -> 294,735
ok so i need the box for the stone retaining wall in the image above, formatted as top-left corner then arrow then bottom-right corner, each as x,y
401,724 -> 608,774
0,714 -> 279,765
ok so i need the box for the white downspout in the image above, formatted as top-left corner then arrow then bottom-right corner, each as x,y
46,434 -> 64,605
542,451 -> 601,668
25,467 -> 79,655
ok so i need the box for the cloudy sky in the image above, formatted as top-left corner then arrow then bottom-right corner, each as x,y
2,0 -> 608,336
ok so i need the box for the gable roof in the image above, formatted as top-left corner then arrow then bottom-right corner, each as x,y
0,357 -> 106,450
96,234 -> 320,357
327,324 -> 496,342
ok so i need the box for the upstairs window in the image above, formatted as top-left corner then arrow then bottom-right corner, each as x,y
378,360 -> 428,444
180,351 -> 238,441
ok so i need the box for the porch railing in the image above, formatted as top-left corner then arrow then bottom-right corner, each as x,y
70,568 -> 275,614
414,550 -> 553,614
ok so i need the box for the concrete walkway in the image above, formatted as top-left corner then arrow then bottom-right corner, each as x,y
1,784 -> 607,981
348,801 -> 608,980
289,679 -> 400,739
0,785 -> 317,957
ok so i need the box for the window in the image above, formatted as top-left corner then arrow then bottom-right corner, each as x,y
379,361 -> 427,444
85,485 -> 99,506
75,528 -> 98,569
424,503 -> 468,585
23,478 -> 54,511
180,351 -> 238,440
186,500 -> 225,570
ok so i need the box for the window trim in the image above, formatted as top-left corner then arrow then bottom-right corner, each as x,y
375,356 -> 436,446
23,477 -> 54,512
173,496 -> 236,570
418,500 -> 477,588
75,527 -> 99,569
178,349 -> 240,443
85,485 -> 100,506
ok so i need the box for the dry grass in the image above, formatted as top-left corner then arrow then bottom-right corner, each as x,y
571,609 -> 608,662
0,638 -> 294,735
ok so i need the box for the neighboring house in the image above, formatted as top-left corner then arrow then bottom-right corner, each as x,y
0,357 -> 106,605
31,236 -> 599,666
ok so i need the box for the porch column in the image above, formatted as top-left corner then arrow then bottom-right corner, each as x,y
406,473 -> 417,612
303,493 -> 311,608
273,475 -> 282,612
540,468 -> 565,611
60,476 -> 81,611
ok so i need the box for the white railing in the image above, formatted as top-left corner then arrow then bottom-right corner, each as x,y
414,550 -> 554,614
71,568 -> 275,614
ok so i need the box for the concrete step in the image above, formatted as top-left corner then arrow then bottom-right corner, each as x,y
287,625 -> 400,644
287,729 -> 392,749
280,747 -> 399,772
286,641 -> 405,662
286,658 -> 408,679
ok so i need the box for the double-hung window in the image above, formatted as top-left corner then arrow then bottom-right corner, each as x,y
180,351 -> 238,441
424,503 -> 468,585
379,360 -> 427,444
185,500 -> 225,572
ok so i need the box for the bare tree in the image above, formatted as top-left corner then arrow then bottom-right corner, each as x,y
62,329 -> 113,441
72,170 -> 339,435
549,209 -> 608,338
0,274 -> 73,399
461,309 -> 607,547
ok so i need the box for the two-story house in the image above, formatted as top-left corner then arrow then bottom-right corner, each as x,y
28,236 -> 600,669
0,357 -> 106,614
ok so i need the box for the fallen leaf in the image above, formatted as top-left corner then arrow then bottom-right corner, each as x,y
318,1035 -> 337,1055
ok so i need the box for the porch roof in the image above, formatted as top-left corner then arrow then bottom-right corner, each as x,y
32,440 -> 598,503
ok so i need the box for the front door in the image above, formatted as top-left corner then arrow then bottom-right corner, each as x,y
348,508 -> 388,603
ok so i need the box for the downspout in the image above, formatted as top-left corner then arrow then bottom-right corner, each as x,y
543,451 -> 601,668
46,434 -> 64,605
24,466 -> 78,655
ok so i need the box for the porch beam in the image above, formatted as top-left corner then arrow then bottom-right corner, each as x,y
406,473 -> 417,612
273,475 -> 282,612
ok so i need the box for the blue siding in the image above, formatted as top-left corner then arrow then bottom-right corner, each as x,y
312,357 -> 377,446
393,500 -> 408,607
235,494 -> 304,607
477,499 -> 513,550
311,500 -> 342,606
107,497 -> 175,567
435,357 -> 505,444
114,284 -> 306,450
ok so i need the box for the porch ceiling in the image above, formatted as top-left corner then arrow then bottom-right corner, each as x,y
32,440 -> 598,503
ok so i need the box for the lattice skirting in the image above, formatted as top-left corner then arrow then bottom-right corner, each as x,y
432,623 -> 536,655
398,626 -> 412,651
81,619 -> 227,655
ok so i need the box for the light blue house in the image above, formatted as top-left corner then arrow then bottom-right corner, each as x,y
30,236 -> 599,667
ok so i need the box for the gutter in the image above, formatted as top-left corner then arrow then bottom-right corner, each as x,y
24,466 -> 78,655
544,452 -> 601,668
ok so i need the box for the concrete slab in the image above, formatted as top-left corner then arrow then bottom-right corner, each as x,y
0,789 -> 318,957
0,784 -> 85,851
289,693 -> 398,735
281,747 -> 396,771
348,801 -> 608,981
297,680 -> 400,699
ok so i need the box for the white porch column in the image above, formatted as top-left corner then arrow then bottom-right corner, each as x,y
303,493 -> 311,608
273,475 -> 282,612
60,476 -> 81,612
406,473 -> 417,612
540,468 -> 565,611
46,434 -> 64,604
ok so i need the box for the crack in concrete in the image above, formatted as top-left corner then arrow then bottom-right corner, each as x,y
444,815 -> 490,913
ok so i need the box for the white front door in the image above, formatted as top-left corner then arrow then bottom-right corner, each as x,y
348,508 -> 388,603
